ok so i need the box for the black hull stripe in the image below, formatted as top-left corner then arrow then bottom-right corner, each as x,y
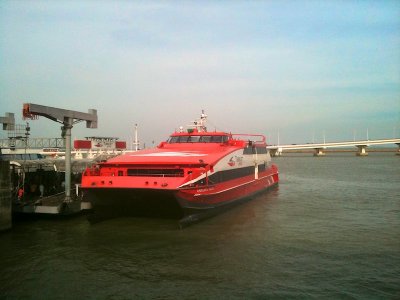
194,174 -> 276,197
209,164 -> 267,184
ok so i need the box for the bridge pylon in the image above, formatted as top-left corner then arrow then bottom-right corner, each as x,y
269,148 -> 282,157
356,145 -> 368,156
313,148 -> 326,156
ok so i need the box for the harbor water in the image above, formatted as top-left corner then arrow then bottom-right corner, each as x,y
1,153 -> 399,299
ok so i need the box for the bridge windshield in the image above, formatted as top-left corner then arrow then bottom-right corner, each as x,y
168,135 -> 229,143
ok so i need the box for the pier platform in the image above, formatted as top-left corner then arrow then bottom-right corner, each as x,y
13,192 -> 91,215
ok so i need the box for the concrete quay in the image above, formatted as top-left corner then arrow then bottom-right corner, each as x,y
13,190 -> 91,215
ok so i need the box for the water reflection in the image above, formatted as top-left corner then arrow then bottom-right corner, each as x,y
1,153 -> 399,299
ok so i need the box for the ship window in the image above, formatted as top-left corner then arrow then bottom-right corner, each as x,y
243,147 -> 255,155
177,136 -> 190,143
243,146 -> 267,155
168,135 -> 228,143
168,136 -> 179,143
208,166 -> 254,183
256,147 -> 267,154
200,136 -> 212,143
188,136 -> 201,143
210,136 -> 223,143
127,168 -> 184,177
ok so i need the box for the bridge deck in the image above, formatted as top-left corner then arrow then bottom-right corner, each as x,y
267,138 -> 400,150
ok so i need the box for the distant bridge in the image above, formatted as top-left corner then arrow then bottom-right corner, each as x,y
267,138 -> 400,156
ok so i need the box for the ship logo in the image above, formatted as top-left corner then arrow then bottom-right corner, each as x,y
228,157 -> 235,167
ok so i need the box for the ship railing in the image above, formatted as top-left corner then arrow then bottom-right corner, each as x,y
231,134 -> 266,145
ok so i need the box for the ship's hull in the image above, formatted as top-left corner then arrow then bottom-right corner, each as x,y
177,172 -> 278,226
85,188 -> 183,223
83,166 -> 279,225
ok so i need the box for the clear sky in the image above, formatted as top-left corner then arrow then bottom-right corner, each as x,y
1,0 -> 399,147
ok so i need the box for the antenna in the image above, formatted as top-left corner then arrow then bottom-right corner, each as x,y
187,110 -> 208,132
133,123 -> 139,151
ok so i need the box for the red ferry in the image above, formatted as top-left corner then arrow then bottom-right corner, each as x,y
81,112 -> 279,225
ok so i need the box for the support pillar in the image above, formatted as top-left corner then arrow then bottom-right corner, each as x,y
356,145 -> 368,156
314,148 -> 326,156
269,149 -> 282,157
63,118 -> 73,203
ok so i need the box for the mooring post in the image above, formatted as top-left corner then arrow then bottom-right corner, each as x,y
396,143 -> 400,156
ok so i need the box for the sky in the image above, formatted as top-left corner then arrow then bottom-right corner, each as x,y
1,0 -> 399,147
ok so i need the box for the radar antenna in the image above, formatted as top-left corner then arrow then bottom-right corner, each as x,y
188,110 -> 208,132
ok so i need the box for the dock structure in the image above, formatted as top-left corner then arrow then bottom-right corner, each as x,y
22,103 -> 97,204
0,137 -> 64,149
267,138 -> 400,157
0,112 -> 15,131
13,191 -> 91,215
1,107 -> 130,219
0,103 -> 98,217
1,126 -> 126,218
8,148 -> 124,217
0,113 -> 15,230
5,147 -> 125,216
0,161 -> 11,231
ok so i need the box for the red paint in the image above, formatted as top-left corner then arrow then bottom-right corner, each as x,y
81,114 -> 279,218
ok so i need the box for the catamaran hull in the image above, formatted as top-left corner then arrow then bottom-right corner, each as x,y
84,189 -> 183,223
83,169 -> 279,224
177,174 -> 279,226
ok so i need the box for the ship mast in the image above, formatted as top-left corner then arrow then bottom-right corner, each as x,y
190,110 -> 208,133
133,123 -> 139,151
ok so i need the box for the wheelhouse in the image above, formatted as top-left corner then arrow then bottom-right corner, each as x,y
167,133 -> 230,144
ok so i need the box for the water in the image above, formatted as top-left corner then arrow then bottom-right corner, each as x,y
1,153 -> 399,299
